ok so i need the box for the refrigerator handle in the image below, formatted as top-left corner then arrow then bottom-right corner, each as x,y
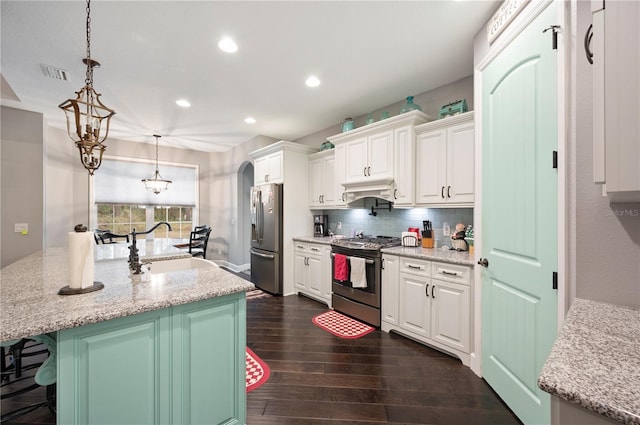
250,249 -> 275,259
257,190 -> 264,243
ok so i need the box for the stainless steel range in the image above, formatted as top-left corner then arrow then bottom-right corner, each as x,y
331,236 -> 401,327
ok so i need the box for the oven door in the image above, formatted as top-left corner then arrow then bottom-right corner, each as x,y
331,252 -> 380,308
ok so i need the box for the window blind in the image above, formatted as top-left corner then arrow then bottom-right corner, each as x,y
94,158 -> 197,207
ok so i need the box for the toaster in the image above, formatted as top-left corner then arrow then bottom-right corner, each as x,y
401,232 -> 419,247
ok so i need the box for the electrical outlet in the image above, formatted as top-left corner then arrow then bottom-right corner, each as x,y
14,223 -> 28,234
337,222 -> 342,230
217,248 -> 222,255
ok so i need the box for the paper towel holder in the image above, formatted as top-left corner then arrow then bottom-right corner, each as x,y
58,224 -> 105,296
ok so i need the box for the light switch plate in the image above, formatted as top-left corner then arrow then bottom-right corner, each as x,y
14,223 -> 28,233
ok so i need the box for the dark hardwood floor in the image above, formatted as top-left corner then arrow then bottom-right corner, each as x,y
1,294 -> 522,424
247,294 -> 522,425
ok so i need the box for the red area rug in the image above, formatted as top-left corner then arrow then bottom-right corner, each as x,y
312,310 -> 375,339
246,347 -> 270,392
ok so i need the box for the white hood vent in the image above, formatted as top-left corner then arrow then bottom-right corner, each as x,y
342,177 -> 395,204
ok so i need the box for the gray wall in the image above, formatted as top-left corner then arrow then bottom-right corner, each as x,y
295,75 -> 474,148
572,2 -> 640,308
1,106 -> 44,267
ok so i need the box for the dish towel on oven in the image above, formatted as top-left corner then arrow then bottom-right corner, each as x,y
350,257 -> 367,288
334,254 -> 349,281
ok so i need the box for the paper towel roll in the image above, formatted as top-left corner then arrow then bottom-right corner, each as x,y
68,231 -> 95,289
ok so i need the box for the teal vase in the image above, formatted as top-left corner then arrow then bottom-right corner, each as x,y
400,96 -> 422,113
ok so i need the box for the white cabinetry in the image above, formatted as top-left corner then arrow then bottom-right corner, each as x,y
333,144 -> 347,207
293,241 -> 331,307
254,151 -> 283,185
344,131 -> 394,182
591,0 -> 640,202
381,255 -> 472,365
327,111 -> 430,204
381,254 -> 400,325
309,150 -> 336,208
415,112 -> 475,207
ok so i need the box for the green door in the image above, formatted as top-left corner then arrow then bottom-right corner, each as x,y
481,3 -> 558,425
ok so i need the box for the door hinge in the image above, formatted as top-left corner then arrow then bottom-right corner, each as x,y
553,151 -> 558,169
543,25 -> 561,50
552,271 -> 558,290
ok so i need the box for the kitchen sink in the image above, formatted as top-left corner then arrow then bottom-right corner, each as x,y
146,257 -> 218,274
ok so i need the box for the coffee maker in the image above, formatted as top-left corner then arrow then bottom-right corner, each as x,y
314,215 -> 328,237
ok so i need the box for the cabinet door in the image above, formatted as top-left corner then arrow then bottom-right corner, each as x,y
254,156 -> 269,185
171,295 -> 246,425
431,280 -> 470,354
309,158 -> 324,208
393,126 -> 415,205
398,273 -> 431,338
416,129 -> 447,204
323,156 -> 336,206
381,255 -> 400,325
368,130 -> 394,179
58,309 -> 171,425
321,246 -> 332,303
446,121 -> 475,204
334,144 -> 347,206
266,151 -> 283,183
345,137 -> 368,182
307,252 -> 323,298
294,251 -> 308,291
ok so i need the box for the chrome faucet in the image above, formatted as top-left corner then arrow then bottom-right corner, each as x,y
128,221 -> 172,274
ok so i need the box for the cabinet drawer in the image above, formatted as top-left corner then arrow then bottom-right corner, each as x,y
307,244 -> 323,255
400,257 -> 431,276
431,261 -> 470,285
294,242 -> 309,252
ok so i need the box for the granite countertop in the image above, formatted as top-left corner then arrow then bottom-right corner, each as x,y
381,246 -> 474,266
0,242 -> 254,342
293,235 -> 336,245
538,298 -> 640,425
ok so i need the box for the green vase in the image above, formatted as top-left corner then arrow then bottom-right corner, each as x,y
400,96 -> 422,113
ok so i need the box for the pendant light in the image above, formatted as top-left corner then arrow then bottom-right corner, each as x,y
142,135 -> 172,194
59,0 -> 115,176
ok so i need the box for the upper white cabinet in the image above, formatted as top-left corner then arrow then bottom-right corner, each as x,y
344,131 -> 394,182
591,0 -> 640,202
327,110 -> 431,204
415,112 -> 475,207
254,150 -> 283,185
309,150 -> 336,208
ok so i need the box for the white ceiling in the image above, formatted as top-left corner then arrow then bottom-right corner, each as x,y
1,1 -> 498,152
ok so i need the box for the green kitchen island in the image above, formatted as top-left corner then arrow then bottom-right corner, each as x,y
0,241 -> 254,424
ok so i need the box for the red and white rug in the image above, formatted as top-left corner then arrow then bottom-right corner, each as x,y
312,310 -> 375,339
246,347 -> 270,392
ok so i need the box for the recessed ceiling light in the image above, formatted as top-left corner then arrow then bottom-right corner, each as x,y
305,76 -> 321,88
176,99 -> 191,108
218,37 -> 238,53
245,117 -> 256,124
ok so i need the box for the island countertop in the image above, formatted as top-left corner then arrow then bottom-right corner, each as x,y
0,242 -> 254,342
537,298 -> 640,425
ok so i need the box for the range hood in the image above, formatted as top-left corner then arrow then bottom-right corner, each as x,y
342,177 -> 395,204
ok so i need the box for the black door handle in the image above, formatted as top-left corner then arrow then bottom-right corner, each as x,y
425,284 -> 429,298
584,24 -> 594,65
478,258 -> 489,268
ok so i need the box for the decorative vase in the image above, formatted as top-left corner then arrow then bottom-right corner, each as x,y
366,113 -> 375,125
400,96 -> 422,114
342,118 -> 354,132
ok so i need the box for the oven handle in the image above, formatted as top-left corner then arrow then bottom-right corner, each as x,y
330,253 -> 375,265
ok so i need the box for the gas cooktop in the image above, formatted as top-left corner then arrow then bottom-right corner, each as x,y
331,235 -> 401,250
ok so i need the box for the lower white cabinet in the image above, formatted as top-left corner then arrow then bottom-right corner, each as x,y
294,241 -> 332,307
381,255 -> 472,365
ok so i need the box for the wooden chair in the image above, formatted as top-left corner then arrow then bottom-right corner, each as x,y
189,226 -> 212,259
94,229 -> 130,244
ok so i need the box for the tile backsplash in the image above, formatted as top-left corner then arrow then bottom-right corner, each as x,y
321,198 -> 473,242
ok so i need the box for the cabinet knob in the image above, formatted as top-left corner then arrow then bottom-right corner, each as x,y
477,258 -> 489,268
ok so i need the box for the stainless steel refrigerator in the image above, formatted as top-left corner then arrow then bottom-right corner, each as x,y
250,183 -> 283,294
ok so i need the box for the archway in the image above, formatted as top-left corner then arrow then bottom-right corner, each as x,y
237,161 -> 254,272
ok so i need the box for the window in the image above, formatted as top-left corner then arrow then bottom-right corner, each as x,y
93,157 -> 198,240
96,205 -> 193,240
